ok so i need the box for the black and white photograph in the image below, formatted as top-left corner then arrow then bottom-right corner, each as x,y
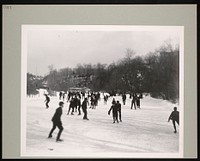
21,25 -> 184,158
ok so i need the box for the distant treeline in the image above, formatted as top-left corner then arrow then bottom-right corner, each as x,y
27,44 -> 179,103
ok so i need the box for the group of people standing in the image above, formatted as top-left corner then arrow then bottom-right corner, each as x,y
130,94 -> 142,110
121,93 -> 142,110
89,92 -> 100,109
108,99 -> 122,123
67,96 -> 81,115
67,95 -> 89,120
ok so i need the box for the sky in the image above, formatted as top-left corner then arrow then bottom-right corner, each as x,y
25,26 -> 181,76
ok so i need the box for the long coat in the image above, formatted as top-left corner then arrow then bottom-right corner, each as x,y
82,100 -> 87,111
108,104 -> 118,116
168,111 -> 179,122
51,107 -> 62,124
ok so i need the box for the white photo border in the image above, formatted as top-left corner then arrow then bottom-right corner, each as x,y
21,25 -> 184,158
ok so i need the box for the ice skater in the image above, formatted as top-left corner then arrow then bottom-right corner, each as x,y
67,97 -> 75,115
82,98 -> 89,120
103,95 -> 108,105
62,92 -> 65,101
77,97 -> 81,115
168,107 -> 179,133
44,94 -> 50,108
73,96 -> 79,112
136,95 -> 141,109
131,94 -> 137,110
90,95 -> 95,109
112,98 -> 116,105
48,101 -> 64,142
67,91 -> 71,102
108,101 -> 119,123
122,93 -> 126,105
59,91 -> 62,100
116,100 -> 122,122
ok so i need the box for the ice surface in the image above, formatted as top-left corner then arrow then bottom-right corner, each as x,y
24,94 -> 180,157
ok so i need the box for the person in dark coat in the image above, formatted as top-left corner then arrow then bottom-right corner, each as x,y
112,98 -> 116,105
73,96 -> 79,112
94,94 -> 98,107
44,94 -> 50,108
131,94 -> 137,110
77,97 -> 81,115
108,102 -> 119,123
103,95 -> 107,105
59,91 -> 62,100
136,95 -> 141,109
67,91 -> 71,102
168,107 -> 179,133
129,93 -> 132,99
62,92 -> 65,101
90,95 -> 95,109
82,98 -> 89,120
116,101 -> 122,122
122,94 -> 126,105
67,97 -> 75,115
48,101 -> 64,142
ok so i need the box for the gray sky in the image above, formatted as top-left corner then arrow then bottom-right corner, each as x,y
26,27 -> 180,76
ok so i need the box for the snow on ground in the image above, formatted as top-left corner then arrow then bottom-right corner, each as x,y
24,94 -> 179,157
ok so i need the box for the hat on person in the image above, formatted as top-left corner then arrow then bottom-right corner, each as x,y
59,101 -> 64,106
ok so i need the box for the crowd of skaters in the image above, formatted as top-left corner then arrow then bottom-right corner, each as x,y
44,90 -> 179,142
45,91 -> 142,112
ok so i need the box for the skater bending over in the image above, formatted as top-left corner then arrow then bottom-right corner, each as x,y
44,94 -> 50,108
168,107 -> 179,133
